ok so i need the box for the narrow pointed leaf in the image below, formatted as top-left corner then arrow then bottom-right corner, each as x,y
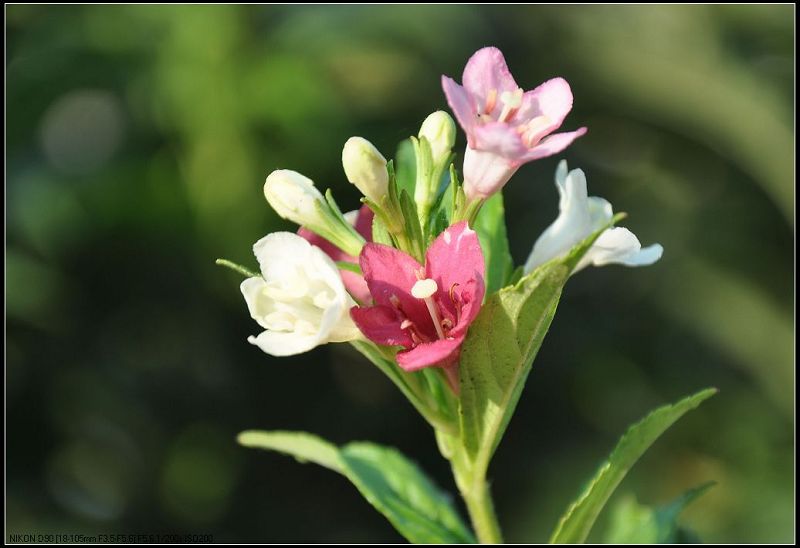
604,482 -> 715,544
394,138 -> 416,196
237,430 -> 343,473
549,388 -> 717,544
341,442 -> 475,544
472,193 -> 513,295
239,430 -> 474,544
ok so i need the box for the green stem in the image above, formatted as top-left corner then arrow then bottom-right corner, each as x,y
462,478 -> 503,544
447,443 -> 504,544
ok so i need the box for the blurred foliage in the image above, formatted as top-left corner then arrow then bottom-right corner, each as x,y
6,5 -> 793,543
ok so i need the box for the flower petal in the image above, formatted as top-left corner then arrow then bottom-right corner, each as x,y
462,146 -> 520,201
524,127 -> 587,162
576,227 -> 663,271
425,221 -> 485,327
350,305 -> 413,347
518,77 -> 574,129
300,206 -> 373,305
471,122 -> 528,158
352,204 -> 374,241
442,76 -> 477,141
523,163 -> 596,272
426,221 -> 485,295
240,277 -> 273,330
462,47 -> 519,105
247,330 -> 320,357
396,336 -> 464,372
358,243 -> 432,332
449,277 -> 485,337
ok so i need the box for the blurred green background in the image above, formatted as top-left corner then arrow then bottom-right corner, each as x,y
6,5 -> 794,543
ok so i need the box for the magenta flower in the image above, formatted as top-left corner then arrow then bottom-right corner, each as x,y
350,221 -> 485,386
298,204 -> 374,305
442,46 -> 587,201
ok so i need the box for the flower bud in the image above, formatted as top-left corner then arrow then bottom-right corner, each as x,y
264,170 -> 326,227
342,137 -> 389,203
418,110 -> 455,165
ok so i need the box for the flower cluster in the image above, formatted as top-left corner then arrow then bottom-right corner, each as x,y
230,46 -> 662,390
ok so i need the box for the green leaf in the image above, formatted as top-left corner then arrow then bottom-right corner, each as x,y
549,388 -> 718,544
238,430 -> 474,544
394,138 -> 416,196
428,172 -> 456,240
472,193 -> 514,295
458,222 -> 612,468
341,442 -> 475,544
371,214 -> 394,246
399,188 -> 425,262
604,482 -> 715,544
458,255 -> 570,464
237,430 -> 343,473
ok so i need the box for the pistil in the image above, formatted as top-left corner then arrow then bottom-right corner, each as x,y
411,278 -> 446,340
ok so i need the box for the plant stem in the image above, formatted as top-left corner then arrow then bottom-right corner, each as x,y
462,477 -> 504,544
448,448 -> 503,544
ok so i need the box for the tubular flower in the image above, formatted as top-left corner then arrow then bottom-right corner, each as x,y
241,232 -> 362,357
298,204 -> 374,305
524,160 -> 663,274
350,221 -> 485,380
442,46 -> 587,201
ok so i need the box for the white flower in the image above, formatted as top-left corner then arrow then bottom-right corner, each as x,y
524,160 -> 663,274
418,110 -> 456,166
240,232 -> 361,356
264,170 -> 327,227
342,137 -> 389,203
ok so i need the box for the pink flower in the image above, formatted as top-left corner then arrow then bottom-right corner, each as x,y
442,46 -> 587,201
350,221 -> 485,387
298,204 -> 374,305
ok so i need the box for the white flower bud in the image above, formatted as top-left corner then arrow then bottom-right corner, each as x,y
241,232 -> 361,356
342,137 -> 389,203
418,111 -> 456,165
264,170 -> 327,227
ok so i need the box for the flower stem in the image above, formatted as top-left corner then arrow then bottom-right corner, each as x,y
462,476 -> 503,544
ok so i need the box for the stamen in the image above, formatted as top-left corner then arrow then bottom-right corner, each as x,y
408,329 -> 426,345
449,283 -> 463,325
411,278 -> 446,340
498,88 -> 523,122
411,279 -> 438,299
484,89 -> 498,114
448,283 -> 460,304
523,115 -> 552,146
